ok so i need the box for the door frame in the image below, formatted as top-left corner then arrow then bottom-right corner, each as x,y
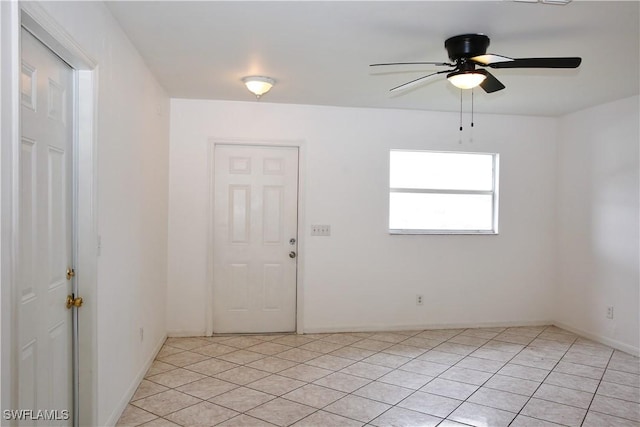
207,138 -> 306,336
1,3 -> 98,426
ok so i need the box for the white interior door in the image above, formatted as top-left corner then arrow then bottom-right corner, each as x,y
213,144 -> 299,333
18,28 -> 73,425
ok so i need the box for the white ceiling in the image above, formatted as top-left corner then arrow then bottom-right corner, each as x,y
106,1 -> 639,117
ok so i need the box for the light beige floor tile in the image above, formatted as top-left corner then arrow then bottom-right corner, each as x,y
165,401 -> 238,427
272,335 -> 316,347
382,344 -> 427,358
282,383 -> 346,408
397,391 -> 462,418
481,340 -> 524,354
132,380 -> 169,401
175,377 -> 238,400
497,363 -> 549,382
461,329 -> 501,340
561,351 -> 610,368
138,418 -> 181,427
448,401 -> 516,427
132,390 -> 201,417
448,335 -> 489,347
353,381 -> 413,405
418,350 -> 465,365
534,383 -> 594,409
246,356 -> 299,373
116,404 -> 157,426
320,334 -> 363,346
483,374 -> 540,396
432,342 -> 477,356
246,342 -> 291,356
192,343 -> 237,357
185,358 -> 238,376
438,366 -> 492,386
469,348 -> 514,363
277,348 -> 322,363
438,420 -> 474,427
455,356 -> 505,374
313,372 -> 371,393
582,410 -> 640,427
146,367 -> 206,388
305,354 -> 354,371
217,414 -> 277,426
156,345 -> 184,359
468,387 -> 529,412
377,369 -> 433,389
589,395 -> 640,421
399,337 -> 440,350
164,337 -> 210,350
543,371 -> 599,393
420,378 -> 478,400
521,398 -> 587,427
370,406 -> 442,427
399,360 -> 449,377
214,366 -> 272,385
362,352 -> 411,368
609,352 -> 640,374
329,346 -> 376,361
509,415 -> 564,426
247,374 -> 306,395
538,331 -> 578,344
299,340 -> 345,354
553,361 -> 604,380
217,350 -> 266,365
494,333 -> 535,346
324,394 -> 391,423
247,397 -> 316,426
291,410 -> 364,427
145,361 -> 176,378
603,369 -> 640,388
340,361 -> 393,380
278,364 -> 332,382
157,350 -> 210,367
368,332 -> 408,344
529,338 -> 572,352
223,336 -> 265,349
351,339 -> 394,352
209,387 -> 275,412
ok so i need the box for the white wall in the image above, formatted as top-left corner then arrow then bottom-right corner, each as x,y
168,99 -> 558,335
556,95 -> 639,354
20,2 -> 170,425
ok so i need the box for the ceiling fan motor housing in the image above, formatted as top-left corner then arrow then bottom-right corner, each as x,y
445,34 -> 490,62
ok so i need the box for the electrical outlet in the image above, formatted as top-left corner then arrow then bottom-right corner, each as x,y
311,224 -> 331,236
606,306 -> 614,319
416,295 -> 424,306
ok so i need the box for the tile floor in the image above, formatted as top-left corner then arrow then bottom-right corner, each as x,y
117,325 -> 640,427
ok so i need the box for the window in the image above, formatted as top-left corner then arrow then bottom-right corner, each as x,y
389,150 -> 499,234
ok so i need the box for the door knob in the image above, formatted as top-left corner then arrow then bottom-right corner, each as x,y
289,251 -> 297,259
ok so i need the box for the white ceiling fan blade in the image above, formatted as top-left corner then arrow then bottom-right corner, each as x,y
471,54 -> 514,65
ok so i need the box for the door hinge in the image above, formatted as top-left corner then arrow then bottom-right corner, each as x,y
66,294 -> 83,309
66,268 -> 75,280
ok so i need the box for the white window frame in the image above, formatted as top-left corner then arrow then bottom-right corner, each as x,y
389,150 -> 500,235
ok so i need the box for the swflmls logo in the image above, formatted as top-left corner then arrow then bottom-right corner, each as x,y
3,409 -> 70,421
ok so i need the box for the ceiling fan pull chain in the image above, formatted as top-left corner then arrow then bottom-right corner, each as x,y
459,89 -> 463,131
471,89 -> 475,128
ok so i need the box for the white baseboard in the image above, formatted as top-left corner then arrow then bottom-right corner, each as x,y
105,334 -> 167,426
552,321 -> 639,357
167,330 -> 207,337
302,319 -> 552,334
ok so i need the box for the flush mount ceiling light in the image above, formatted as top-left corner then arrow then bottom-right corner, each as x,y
447,69 -> 487,90
242,76 -> 275,99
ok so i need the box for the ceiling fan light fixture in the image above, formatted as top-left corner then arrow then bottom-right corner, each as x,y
242,76 -> 275,99
446,70 -> 487,90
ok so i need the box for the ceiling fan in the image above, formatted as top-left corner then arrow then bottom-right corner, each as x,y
370,33 -> 581,94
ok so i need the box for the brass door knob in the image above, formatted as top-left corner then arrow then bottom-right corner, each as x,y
66,295 -> 83,309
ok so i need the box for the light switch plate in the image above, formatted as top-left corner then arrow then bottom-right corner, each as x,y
311,224 -> 331,236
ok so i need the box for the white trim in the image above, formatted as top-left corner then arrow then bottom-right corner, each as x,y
206,138 -> 306,336
552,321 -> 640,357
105,334 -> 167,426
167,330 -> 208,338
0,0 -> 21,414
302,320 -> 553,334
2,4 -> 99,426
